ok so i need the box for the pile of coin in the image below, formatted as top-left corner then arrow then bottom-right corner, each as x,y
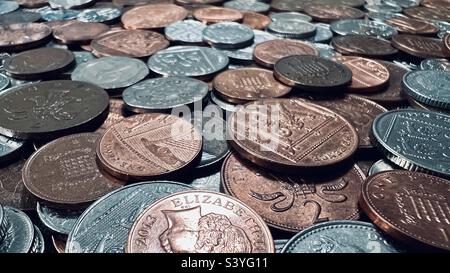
0,0 -> 449,254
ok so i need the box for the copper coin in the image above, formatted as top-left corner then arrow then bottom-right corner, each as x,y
242,12 -> 271,30
53,21 -> 110,45
95,99 -> 128,134
97,113 -> 202,181
3,48 -> 75,80
126,190 -> 274,253
90,29 -> 169,58
421,0 -> 450,10
332,35 -> 398,58
307,95 -> 388,149
228,99 -> 359,172
23,133 -> 125,207
51,235 -> 66,253
222,153 -> 365,232
16,0 -> 48,8
360,171 -> 450,251
385,17 -> 439,36
444,33 -> 450,53
213,68 -> 291,104
253,39 -> 319,68
304,4 -> 365,23
193,7 -> 243,24
332,56 -> 390,93
391,34 -> 450,59
404,6 -> 450,22
121,4 -> 188,30
0,23 -> 52,52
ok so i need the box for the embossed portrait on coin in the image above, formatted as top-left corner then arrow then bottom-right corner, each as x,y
159,206 -> 252,253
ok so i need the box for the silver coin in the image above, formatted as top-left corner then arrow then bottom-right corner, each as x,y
0,73 -> 9,91
313,43 -> 342,58
368,159 -> 397,176
147,46 -> 229,77
210,91 -> 236,112
165,20 -> 206,44
0,134 -> 25,164
275,239 -> 289,253
66,181 -> 192,253
41,7 -> 80,21
393,60 -> 417,71
203,22 -> 254,49
72,56 -> 148,89
0,1 -> 19,15
0,205 -> 4,242
185,171 -> 221,192
29,225 -> 45,253
224,0 -> 270,13
267,19 -> 317,39
435,20 -> 450,39
420,59 -> 450,72
304,23 -> 333,43
330,19 -> 398,39
382,0 -> 419,8
0,207 -> 34,253
0,10 -> 41,25
36,202 -> 83,235
49,0 -> 94,9
76,7 -> 121,23
270,12 -> 312,22
123,76 -> 209,113
367,11 -> 407,22
63,51 -> 96,76
364,3 -> 402,13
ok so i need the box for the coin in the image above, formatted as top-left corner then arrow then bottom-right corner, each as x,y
164,20 -> 206,44
421,0 -> 450,9
360,171 -> 450,251
40,7 -> 80,21
52,235 -> 66,253
66,181 -> 193,253
386,16 -> 439,35
332,56 -> 390,93
332,35 -> 398,58
184,171 -> 221,192
368,159 -> 397,176
391,34 -> 450,59
364,3 -> 402,13
0,23 -> 52,52
407,96 -> 450,114
36,202 -> 83,235
270,0 -> 310,12
123,76 -> 209,113
193,7 -> 243,24
420,58 -> 450,72
372,109 -> 450,178
330,19 -> 397,40
76,7 -> 122,23
437,21 -> 450,39
121,4 -> 188,30
53,21 -> 110,44
0,10 -> 41,25
316,0 -> 365,7
0,134 -> 25,165
0,1 -> 19,15
228,99 -> 359,172
267,19 -> 316,39
242,12 -> 271,30
309,95 -> 388,149
147,46 -> 229,77
404,6 -> 450,22
29,225 -> 45,253
444,33 -> 450,53
270,12 -> 312,22
274,55 -> 352,92
304,4 -> 365,23
281,220 -> 401,253
222,153 -> 365,232
203,22 -> 254,49
97,113 -> 202,181
274,239 -> 288,253
253,39 -> 319,68
71,56 -> 148,90
62,51 -> 96,77
213,68 -> 291,104
49,0 -> 94,9
314,43 -> 342,58
90,29 -> 169,58
0,206 -> 34,253
16,0 -> 48,8
224,0 -> 270,13
210,91 -> 236,112
126,190 -> 275,253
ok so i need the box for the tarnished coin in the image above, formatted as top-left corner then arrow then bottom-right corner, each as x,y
372,109 -> 450,178
222,153 -> 365,232
274,55 -> 352,92
420,58 -> 450,72
203,22 -> 254,49
76,8 -> 121,23
224,0 -> 270,13
281,220 -> 401,253
267,19 -> 316,39
53,21 -> 110,44
242,12 -> 271,30
391,34 -> 450,59
23,133 -> 125,207
147,46 -> 229,77
228,99 -> 359,172
0,23 -> 52,52
164,20 -> 206,44
332,56 -> 390,93
126,190 -> 274,253
0,134 -> 25,164
404,6 -> 450,22
368,159 -> 397,176
121,4 -> 188,30
310,95 -> 388,149
0,10 -> 41,25
97,113 -> 202,181
36,202 -> 82,235
0,207 -> 34,253
360,171 -> 450,251
16,0 -> 48,8
330,19 -> 397,40
66,181 -> 192,253
193,7 -> 243,24
213,68 -> 291,104
49,0 -> 94,9
253,39 -> 319,68
332,35 -> 398,58
72,56 -> 148,90
0,1 -> 19,15
123,76 -> 209,113
304,4 -> 365,23
386,16 -> 439,35
269,12 -> 312,23
91,29 -> 169,58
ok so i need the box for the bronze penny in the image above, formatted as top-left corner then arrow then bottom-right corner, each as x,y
51,235 -> 66,253
222,153 -> 365,232
97,113 -> 202,181
0,23 -> 52,52
16,0 -> 48,8
53,21 -> 110,45
23,133 -> 125,207
242,12 -> 271,30
332,35 -> 398,59
96,99 -> 129,134
385,17 -> 439,36
332,56 -> 390,93
404,6 -> 450,22
213,68 -> 291,104
3,48 -> 75,80
121,4 -> 189,30
306,95 -> 388,149
90,29 -> 169,58
193,7 -> 243,24
391,34 -> 450,59
360,171 -> 450,251
126,190 -> 274,253
421,0 -> 450,10
444,33 -> 450,54
228,99 -> 359,172
304,4 -> 365,23
253,39 -> 319,68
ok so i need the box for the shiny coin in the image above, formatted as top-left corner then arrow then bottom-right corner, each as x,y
0,73 -> 9,91
210,91 -> 236,112
184,171 -> 221,192
386,16 -> 439,35
164,20 -> 206,44
304,4 -> 365,23
275,239 -> 288,253
203,22 -> 254,49
304,23 -> 333,43
242,12 -> 271,30
384,0 -> 418,8
53,21 -> 110,44
126,190 -> 274,253
314,43 -> 342,58
49,0 -> 94,9
0,134 -> 25,164
36,202 -> 83,235
364,3 -> 402,13
0,1 -> 19,15
51,235 -> 66,253
404,6 -> 450,22
391,34 -> 450,59
0,10 -> 41,25
224,0 -> 270,13
270,12 -> 312,22
193,7 -> 243,24
0,23 -> 51,52
29,225 -> 45,253
121,4 -> 188,30
0,206 -> 34,253
332,35 -> 398,58
76,8 -> 121,23
41,8 -> 80,21
330,19 -> 397,40
420,58 -> 450,72
368,159 -> 397,176
267,19 -> 316,39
